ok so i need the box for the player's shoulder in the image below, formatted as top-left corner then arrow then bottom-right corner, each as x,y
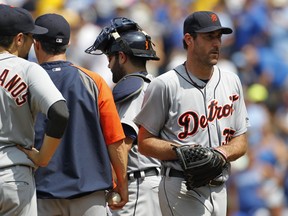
21,58 -> 47,74
72,64 -> 108,87
150,64 -> 184,90
153,65 -> 181,83
216,66 -> 243,90
217,66 -> 241,82
73,65 -> 101,78
217,66 -> 239,78
113,72 -> 148,103
18,57 -> 42,69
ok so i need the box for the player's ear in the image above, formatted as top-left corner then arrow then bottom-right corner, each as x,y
33,39 -> 41,50
183,33 -> 194,47
118,51 -> 127,64
15,33 -> 25,47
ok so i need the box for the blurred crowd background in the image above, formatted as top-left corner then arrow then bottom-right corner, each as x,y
3,0 -> 288,215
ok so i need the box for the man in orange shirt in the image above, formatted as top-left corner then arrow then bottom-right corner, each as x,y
32,13 -> 128,215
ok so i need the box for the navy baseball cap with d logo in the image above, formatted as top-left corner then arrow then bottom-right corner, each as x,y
183,11 -> 232,35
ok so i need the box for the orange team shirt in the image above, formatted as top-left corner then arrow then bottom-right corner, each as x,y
77,66 -> 125,145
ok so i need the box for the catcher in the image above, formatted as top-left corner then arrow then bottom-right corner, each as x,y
134,11 -> 249,216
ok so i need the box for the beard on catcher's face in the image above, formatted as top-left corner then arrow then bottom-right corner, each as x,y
111,58 -> 127,83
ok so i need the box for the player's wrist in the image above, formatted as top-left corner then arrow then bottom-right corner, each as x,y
214,147 -> 228,162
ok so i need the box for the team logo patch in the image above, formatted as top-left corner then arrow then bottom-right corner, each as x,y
145,40 -> 149,50
210,14 -> 218,22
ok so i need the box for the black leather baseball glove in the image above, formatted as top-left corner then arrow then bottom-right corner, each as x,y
173,145 -> 227,189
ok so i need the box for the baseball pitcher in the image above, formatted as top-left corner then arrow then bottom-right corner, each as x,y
134,11 -> 250,216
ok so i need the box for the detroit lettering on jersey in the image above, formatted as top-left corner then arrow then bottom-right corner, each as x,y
178,94 -> 239,144
0,69 -> 28,106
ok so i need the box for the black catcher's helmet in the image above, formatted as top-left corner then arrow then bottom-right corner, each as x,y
85,17 -> 159,60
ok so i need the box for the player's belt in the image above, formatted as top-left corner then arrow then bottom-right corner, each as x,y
163,167 -> 224,187
128,167 -> 160,181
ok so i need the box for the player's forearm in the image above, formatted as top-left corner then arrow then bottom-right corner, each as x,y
139,137 -> 178,160
36,135 -> 61,166
138,127 -> 178,161
29,100 -> 69,167
108,140 -> 128,184
108,140 -> 129,205
215,133 -> 248,162
20,135 -> 61,167
124,137 -> 134,151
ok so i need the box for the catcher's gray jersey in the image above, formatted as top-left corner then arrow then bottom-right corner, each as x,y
0,53 -> 64,168
115,73 -> 161,172
134,64 -> 250,171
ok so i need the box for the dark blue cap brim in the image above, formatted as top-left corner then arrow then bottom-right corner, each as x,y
195,26 -> 232,34
29,25 -> 48,34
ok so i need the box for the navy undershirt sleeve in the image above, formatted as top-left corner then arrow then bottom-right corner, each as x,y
45,100 -> 69,138
122,124 -> 137,142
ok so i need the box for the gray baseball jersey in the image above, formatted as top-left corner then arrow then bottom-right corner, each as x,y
115,73 -> 161,172
111,72 -> 162,216
0,53 -> 64,168
134,64 -> 250,172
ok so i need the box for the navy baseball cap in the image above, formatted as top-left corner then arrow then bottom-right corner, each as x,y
34,13 -> 70,45
0,4 -> 48,36
183,11 -> 232,35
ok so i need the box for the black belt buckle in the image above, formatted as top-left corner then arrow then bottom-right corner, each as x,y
128,167 -> 159,181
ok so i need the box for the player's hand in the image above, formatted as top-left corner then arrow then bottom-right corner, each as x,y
17,145 -> 42,167
108,181 -> 128,210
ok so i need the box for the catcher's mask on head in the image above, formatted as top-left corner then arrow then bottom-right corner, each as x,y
85,17 -> 160,60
